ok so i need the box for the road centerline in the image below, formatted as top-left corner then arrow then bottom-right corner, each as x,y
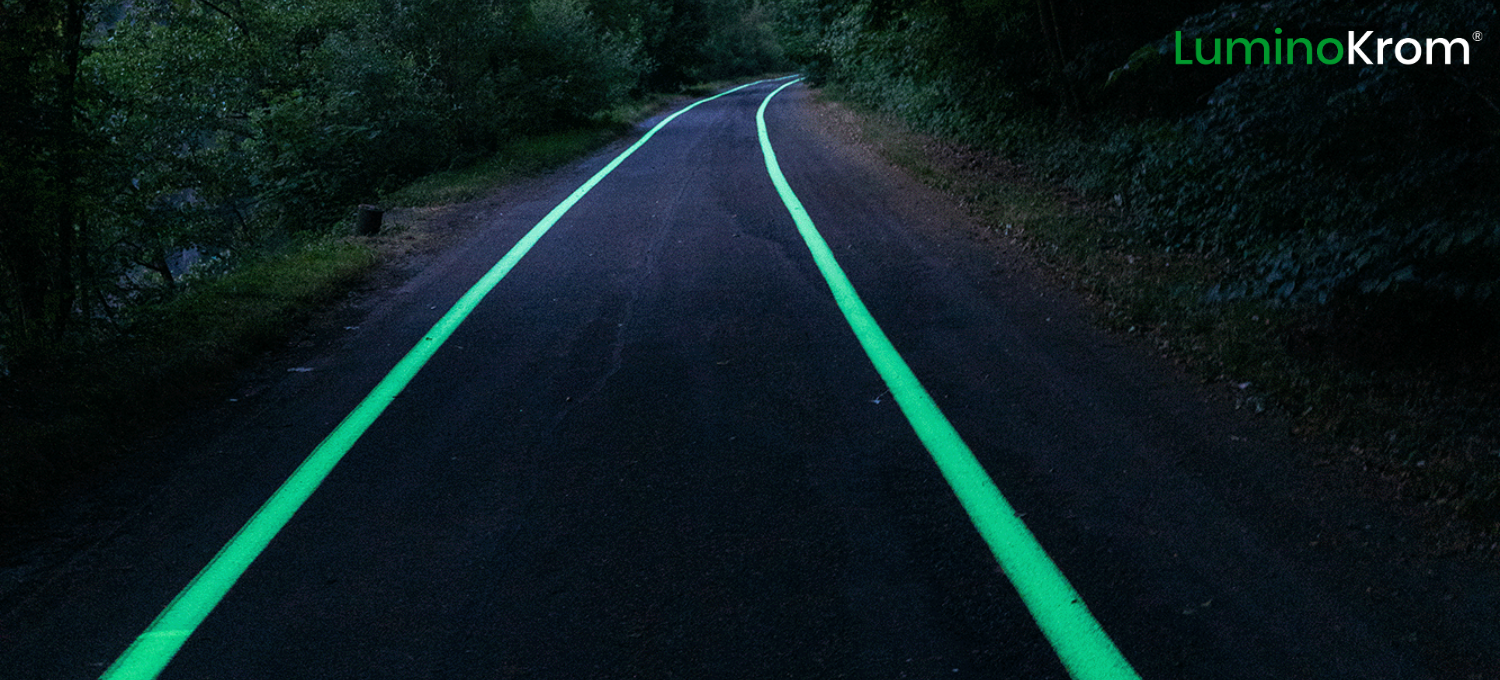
755,78 -> 1142,680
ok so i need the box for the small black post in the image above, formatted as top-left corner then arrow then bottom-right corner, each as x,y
357,205 -> 383,235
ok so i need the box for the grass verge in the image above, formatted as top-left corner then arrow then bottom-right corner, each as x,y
383,126 -> 631,208
816,86 -> 1500,545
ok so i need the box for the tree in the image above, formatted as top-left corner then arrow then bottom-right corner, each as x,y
0,0 -> 89,348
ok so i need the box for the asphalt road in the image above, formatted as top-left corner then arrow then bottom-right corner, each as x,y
3,78 -> 1498,679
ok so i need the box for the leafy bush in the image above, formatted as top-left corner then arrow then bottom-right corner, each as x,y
794,0 -> 1500,311
1108,0 -> 1500,307
517,0 -> 646,125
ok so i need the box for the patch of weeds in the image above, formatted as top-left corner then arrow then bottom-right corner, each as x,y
383,126 -> 625,208
128,238 -> 377,377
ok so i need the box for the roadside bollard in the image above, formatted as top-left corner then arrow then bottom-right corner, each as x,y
357,204 -> 383,235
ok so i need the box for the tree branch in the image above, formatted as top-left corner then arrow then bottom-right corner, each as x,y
196,0 -> 251,38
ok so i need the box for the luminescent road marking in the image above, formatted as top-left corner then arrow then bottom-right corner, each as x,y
99,76 -> 793,680
755,79 -> 1143,680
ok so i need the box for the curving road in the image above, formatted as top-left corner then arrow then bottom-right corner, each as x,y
3,78 -> 1497,680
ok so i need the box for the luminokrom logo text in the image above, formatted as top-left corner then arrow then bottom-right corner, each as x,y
1176,29 -> 1477,65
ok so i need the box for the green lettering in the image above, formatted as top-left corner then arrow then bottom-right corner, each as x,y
1318,37 -> 1343,65
1227,37 -> 1271,64
1195,37 -> 1221,65
1287,38 -> 1314,64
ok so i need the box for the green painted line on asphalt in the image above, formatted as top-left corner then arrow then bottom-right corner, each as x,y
755,78 -> 1142,680
99,76 -> 790,680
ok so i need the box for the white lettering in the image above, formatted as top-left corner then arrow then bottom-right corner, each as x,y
1396,38 -> 1422,64
1426,37 -> 1471,64
1377,37 -> 1394,64
1348,30 -> 1374,64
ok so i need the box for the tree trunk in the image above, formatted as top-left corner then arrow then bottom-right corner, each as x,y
1034,0 -> 1077,114
50,0 -> 86,339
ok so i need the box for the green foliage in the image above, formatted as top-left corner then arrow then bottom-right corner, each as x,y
775,0 -> 1053,145
383,126 -> 629,207
0,0 -> 789,380
0,0 -> 790,511
520,0 -> 646,123
1102,0 -> 1499,307
690,0 -> 788,81
590,0 -> 789,89
790,0 -> 1500,310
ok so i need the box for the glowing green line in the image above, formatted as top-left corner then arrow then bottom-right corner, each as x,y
755,79 -> 1142,680
100,77 -> 786,680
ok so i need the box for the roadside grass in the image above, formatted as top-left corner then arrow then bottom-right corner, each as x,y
817,87 -> 1500,539
383,126 -> 630,208
126,239 -> 379,385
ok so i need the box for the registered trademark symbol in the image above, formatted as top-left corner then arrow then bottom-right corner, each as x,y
1475,31 -> 1485,42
